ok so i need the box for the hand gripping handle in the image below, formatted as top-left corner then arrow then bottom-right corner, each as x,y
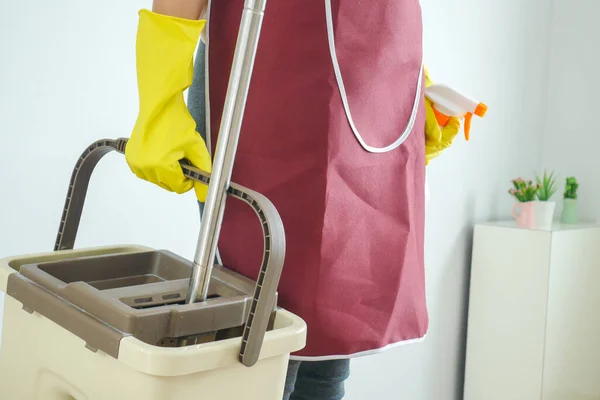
54,138 -> 285,367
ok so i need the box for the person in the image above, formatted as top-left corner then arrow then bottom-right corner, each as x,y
125,1 -> 461,399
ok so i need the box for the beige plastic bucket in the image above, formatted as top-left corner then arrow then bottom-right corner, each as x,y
0,245 -> 307,400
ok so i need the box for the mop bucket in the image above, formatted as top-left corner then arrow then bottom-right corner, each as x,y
0,0 -> 307,398
0,244 -> 306,399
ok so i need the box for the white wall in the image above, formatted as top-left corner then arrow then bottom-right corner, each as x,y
0,1 -> 201,257
541,0 -> 600,223
0,1 -> 554,399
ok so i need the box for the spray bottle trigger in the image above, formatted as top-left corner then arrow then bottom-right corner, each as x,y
464,112 -> 473,141
432,105 -> 450,127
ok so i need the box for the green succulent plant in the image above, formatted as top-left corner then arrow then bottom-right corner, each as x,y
563,176 -> 579,199
535,170 -> 557,201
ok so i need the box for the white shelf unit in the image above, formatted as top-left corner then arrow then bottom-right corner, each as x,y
463,221 -> 600,400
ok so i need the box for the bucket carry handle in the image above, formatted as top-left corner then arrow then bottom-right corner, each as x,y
55,0 -> 278,367
54,138 -> 285,367
54,0 -> 281,368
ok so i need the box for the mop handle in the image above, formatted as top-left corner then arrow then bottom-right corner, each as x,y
187,0 -> 267,305
54,138 -> 286,367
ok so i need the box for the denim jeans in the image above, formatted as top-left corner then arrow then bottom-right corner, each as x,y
283,360 -> 351,400
190,42 -> 208,214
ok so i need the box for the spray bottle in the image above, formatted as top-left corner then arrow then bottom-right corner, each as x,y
424,83 -> 488,140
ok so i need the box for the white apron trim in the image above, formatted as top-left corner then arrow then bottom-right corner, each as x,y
324,0 -> 424,154
289,334 -> 427,362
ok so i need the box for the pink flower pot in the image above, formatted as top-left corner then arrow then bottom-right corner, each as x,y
512,201 -> 536,228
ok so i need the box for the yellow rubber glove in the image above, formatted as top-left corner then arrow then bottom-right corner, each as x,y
125,9 -> 212,201
423,66 -> 461,165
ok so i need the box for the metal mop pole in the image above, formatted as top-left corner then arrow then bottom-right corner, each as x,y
186,0 -> 267,303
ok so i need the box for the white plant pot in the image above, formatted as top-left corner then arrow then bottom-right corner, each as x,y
533,201 -> 556,230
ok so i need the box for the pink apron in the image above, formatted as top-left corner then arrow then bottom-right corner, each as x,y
206,0 -> 427,359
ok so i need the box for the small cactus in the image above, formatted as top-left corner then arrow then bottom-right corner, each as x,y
563,177 -> 579,200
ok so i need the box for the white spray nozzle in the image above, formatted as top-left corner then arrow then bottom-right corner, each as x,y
424,83 -> 487,140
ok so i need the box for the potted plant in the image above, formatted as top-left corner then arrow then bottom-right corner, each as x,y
508,178 -> 539,228
560,176 -> 579,224
534,170 -> 558,229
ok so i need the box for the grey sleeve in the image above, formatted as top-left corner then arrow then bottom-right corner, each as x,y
188,41 -> 207,144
